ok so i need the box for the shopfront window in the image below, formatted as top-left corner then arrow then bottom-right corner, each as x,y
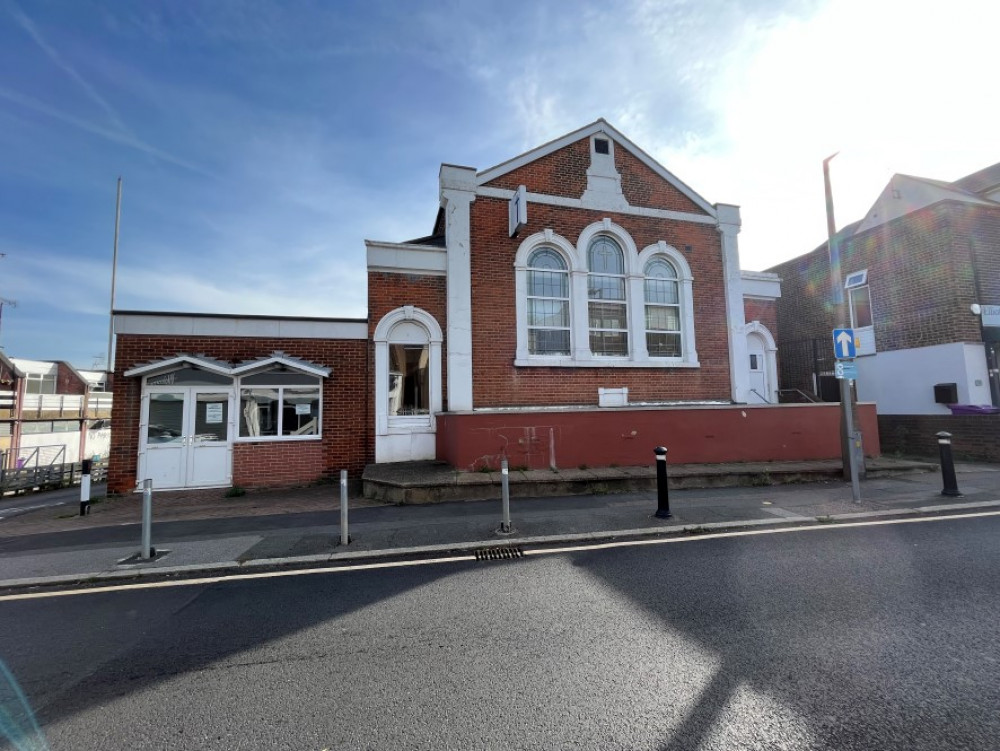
238,369 -> 321,439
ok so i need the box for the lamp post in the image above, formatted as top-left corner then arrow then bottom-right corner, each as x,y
823,154 -> 862,501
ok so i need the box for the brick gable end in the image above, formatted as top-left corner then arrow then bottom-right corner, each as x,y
484,137 -> 709,214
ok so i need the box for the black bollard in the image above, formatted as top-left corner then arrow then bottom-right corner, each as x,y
654,446 -> 672,518
936,431 -> 961,497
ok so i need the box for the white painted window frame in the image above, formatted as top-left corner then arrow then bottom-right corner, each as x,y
513,221 -> 698,368
373,306 -> 443,435
234,381 -> 323,442
643,256 -> 683,359
525,246 -> 572,356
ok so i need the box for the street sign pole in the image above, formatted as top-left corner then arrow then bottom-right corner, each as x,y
843,379 -> 861,503
824,154 -> 861,501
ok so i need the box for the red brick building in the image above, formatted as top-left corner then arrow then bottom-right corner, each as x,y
768,164 -> 1000,412
767,163 -> 1000,460
110,120 -> 879,494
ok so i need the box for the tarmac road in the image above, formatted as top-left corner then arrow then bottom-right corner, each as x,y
1,512 -> 998,750
0,483 -> 107,521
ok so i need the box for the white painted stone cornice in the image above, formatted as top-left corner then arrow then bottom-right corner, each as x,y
476,186 -> 716,225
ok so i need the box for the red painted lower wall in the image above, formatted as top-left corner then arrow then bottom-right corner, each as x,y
436,403 -> 880,471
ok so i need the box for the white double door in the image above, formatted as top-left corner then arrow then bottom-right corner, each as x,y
141,387 -> 233,489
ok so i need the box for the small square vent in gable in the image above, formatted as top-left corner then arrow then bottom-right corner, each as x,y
594,138 -> 610,155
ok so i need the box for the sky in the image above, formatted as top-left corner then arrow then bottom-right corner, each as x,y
0,0 -> 997,368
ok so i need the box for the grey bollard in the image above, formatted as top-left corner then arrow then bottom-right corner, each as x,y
499,458 -> 512,534
340,469 -> 350,545
140,478 -> 154,560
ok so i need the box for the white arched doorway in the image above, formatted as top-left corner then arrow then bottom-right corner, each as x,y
744,321 -> 778,404
373,306 -> 443,462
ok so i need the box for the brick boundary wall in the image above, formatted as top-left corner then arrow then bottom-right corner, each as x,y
439,403 -> 880,471
879,414 -> 1000,463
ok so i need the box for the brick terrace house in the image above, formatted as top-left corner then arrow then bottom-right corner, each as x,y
767,163 -> 1000,460
110,120 -> 880,494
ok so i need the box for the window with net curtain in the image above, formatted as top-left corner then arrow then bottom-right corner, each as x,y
645,257 -> 682,357
587,236 -> 629,356
527,247 -> 571,355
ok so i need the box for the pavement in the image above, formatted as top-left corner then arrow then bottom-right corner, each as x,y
0,459 -> 998,591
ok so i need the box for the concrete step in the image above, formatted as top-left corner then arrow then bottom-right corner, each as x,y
362,458 -> 937,504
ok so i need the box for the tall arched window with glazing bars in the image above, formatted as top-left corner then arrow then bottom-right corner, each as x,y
526,247 -> 570,355
644,257 -> 681,357
587,236 -> 628,356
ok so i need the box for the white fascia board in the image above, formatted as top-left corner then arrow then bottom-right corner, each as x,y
124,354 -> 234,378
114,313 -> 368,340
365,240 -> 447,276
230,356 -> 331,378
476,187 -> 717,225
475,118 -> 718,218
741,272 -> 782,299
11,358 -> 59,376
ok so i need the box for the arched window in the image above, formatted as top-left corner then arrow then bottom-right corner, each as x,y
587,236 -> 628,356
527,247 -> 570,355
644,257 -> 681,357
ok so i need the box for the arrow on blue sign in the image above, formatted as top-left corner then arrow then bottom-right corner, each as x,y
833,328 -> 856,359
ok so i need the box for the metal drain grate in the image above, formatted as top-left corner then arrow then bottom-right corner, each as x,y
474,546 -> 524,561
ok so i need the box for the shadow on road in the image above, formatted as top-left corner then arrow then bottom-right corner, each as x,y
569,520 -> 1000,750
0,560 -> 469,733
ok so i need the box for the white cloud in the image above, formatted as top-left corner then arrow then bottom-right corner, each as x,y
657,0 -> 1000,269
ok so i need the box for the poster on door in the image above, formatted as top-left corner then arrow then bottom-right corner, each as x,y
205,403 -> 224,424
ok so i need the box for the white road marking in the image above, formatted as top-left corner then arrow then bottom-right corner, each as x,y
0,554 -> 477,601
2,509 -> 1000,602
760,506 -> 810,520
0,504 -> 50,517
523,509 -> 1000,557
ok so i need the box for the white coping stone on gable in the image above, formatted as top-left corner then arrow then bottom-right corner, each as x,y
366,240 -> 447,276
114,313 -> 368,340
474,119 -> 717,217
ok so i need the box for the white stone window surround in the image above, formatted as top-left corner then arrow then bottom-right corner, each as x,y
514,220 -> 699,368
373,306 -> 443,435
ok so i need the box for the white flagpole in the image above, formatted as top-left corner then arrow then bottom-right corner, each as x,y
106,177 -> 122,377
